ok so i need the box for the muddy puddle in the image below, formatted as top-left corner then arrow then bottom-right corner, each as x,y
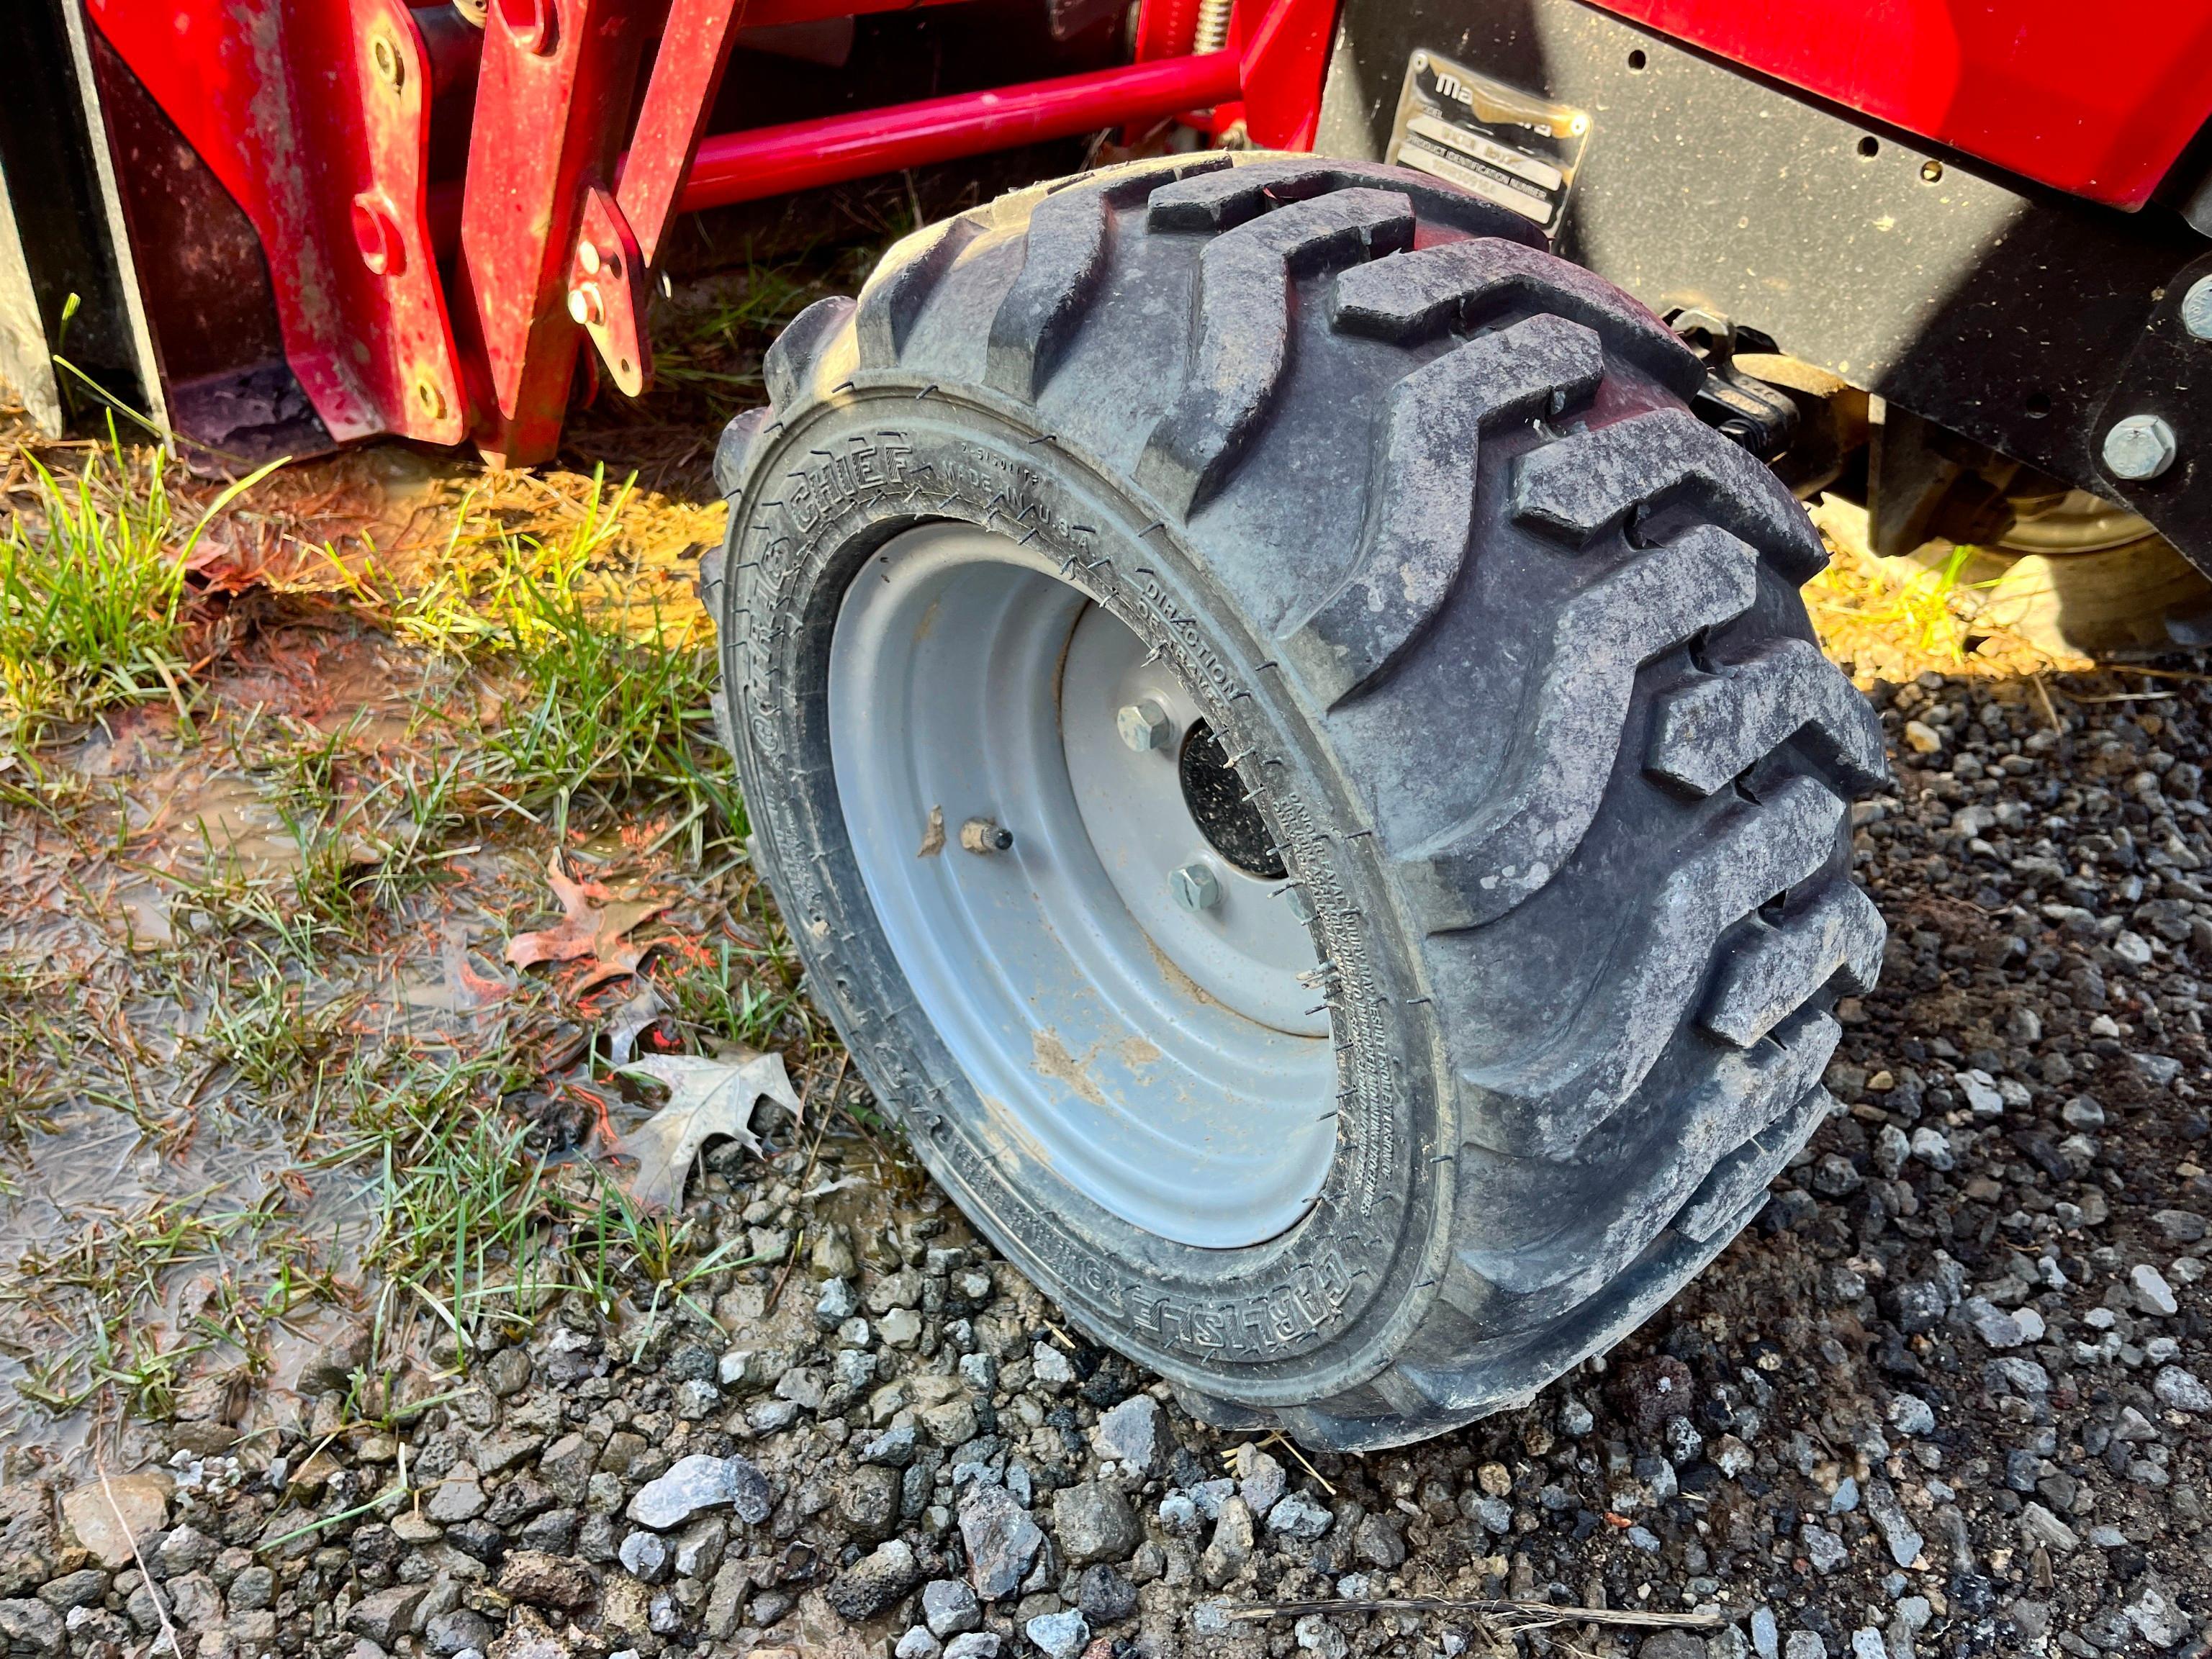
0,420 -> 806,1491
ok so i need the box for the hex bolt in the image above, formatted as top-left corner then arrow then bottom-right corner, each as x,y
2103,413 -> 2178,482
960,818 -> 1013,854
1116,699 -> 1173,752
567,284 -> 605,327
577,239 -> 602,276
2183,275 -> 2212,343
1170,862 -> 1221,913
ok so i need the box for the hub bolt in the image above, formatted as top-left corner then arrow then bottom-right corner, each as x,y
1170,862 -> 1221,913
2103,414 -> 2178,482
1116,699 -> 1173,752
2183,275 -> 2212,343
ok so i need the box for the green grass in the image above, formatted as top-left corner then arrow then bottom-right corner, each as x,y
346,749 -> 474,911
658,928 -> 809,1052
481,581 -> 715,815
7,1188 -> 325,1418
652,257 -> 837,397
137,838 -> 335,968
322,467 -> 716,821
0,969 -> 66,1144
344,1067 -> 559,1350
330,1052 -> 762,1357
0,433 -> 279,740
0,426 -> 806,1437
191,971 -> 354,1098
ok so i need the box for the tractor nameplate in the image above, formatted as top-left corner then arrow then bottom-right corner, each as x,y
1384,50 -> 1588,239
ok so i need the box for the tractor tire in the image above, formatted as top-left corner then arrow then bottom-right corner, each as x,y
703,152 -> 1890,1450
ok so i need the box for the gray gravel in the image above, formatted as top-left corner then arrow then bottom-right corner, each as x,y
5,668 -> 2212,1658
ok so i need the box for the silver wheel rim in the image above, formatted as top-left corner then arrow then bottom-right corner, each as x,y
828,523 -> 1334,1248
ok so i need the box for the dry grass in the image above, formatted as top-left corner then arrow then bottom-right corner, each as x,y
1802,531 -> 2097,688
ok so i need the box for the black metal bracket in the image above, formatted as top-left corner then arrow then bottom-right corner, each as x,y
1674,309 -> 1799,460
2086,250 -> 2212,563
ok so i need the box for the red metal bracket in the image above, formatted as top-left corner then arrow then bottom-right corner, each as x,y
84,0 -> 469,446
455,0 -> 650,464
91,0 -> 1338,465
567,184 -> 653,397
559,0 -> 749,402
352,0 -> 471,439
616,0 -> 751,268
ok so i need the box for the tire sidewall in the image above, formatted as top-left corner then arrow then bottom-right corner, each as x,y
720,383 -> 1454,1406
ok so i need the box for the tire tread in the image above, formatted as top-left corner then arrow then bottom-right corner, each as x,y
716,154 -> 1888,1452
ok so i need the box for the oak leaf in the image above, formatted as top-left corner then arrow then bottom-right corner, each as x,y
506,854 -> 665,992
613,1050 -> 804,1210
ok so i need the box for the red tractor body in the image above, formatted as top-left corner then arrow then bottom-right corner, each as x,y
1592,0 -> 2212,208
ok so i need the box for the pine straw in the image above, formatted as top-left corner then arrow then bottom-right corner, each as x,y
230,453 -> 721,651
1802,532 -> 2098,690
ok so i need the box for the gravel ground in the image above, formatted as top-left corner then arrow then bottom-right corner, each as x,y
4,666 -> 2211,1659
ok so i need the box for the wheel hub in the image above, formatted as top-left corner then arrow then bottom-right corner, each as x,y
827,524 -> 1333,1248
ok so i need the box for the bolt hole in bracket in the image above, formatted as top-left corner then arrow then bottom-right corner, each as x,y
497,0 -> 559,54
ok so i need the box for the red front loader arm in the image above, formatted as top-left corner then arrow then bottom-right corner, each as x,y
82,0 -> 1337,464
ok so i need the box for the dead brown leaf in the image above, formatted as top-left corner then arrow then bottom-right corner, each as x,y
506,853 -> 667,993
613,1049 -> 803,1209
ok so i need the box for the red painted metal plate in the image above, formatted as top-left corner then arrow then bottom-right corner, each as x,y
1582,0 -> 2212,209
86,0 -> 466,443
569,183 -> 652,398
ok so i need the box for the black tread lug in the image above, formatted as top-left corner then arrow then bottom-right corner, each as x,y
1280,312 -> 1605,709
856,217 -> 987,369
762,294 -> 857,410
1136,189 -> 1415,517
1512,407 -> 1829,581
984,156 -> 1231,402
1333,238 -> 1705,397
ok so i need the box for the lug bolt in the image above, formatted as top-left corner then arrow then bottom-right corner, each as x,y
960,818 -> 1013,854
2103,413 -> 2178,482
1170,862 -> 1221,913
1116,699 -> 1173,752
2183,275 -> 2212,343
